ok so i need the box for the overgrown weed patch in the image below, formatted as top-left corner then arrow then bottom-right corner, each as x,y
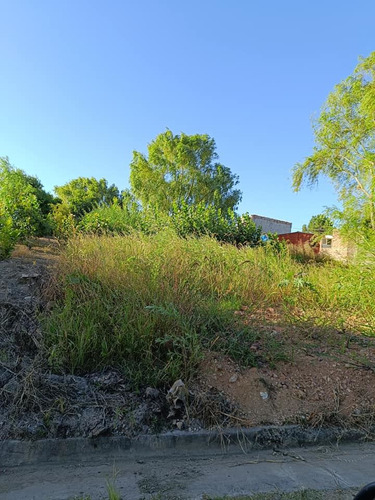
41,232 -> 375,388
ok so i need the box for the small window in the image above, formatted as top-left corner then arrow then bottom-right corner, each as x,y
322,237 -> 332,248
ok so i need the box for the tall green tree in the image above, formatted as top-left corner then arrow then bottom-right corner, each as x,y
54,177 -> 120,217
293,52 -> 375,231
129,130 -> 242,213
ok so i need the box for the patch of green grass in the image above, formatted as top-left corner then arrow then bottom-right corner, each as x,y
41,232 -> 375,388
106,480 -> 121,500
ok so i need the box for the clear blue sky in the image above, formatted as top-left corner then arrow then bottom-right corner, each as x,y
1,0 -> 374,230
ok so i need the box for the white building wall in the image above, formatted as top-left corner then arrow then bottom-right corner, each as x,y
251,215 -> 292,234
320,230 -> 357,261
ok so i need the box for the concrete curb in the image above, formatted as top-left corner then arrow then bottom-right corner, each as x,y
1,425 -> 372,467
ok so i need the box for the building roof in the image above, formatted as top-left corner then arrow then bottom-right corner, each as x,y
251,214 -> 292,225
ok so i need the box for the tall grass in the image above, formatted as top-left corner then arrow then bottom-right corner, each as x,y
42,232 -> 375,387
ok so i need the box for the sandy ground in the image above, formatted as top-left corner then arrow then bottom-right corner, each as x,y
199,349 -> 375,428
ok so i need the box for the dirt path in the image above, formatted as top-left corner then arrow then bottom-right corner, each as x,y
1,441 -> 375,499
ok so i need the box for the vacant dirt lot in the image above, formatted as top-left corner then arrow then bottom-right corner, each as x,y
1,239 -> 375,441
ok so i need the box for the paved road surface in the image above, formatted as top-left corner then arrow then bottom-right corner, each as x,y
1,441 -> 375,499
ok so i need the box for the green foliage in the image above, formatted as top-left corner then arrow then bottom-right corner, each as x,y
129,130 -> 242,213
106,480 -> 121,500
170,203 -> 261,245
262,233 -> 288,255
333,224 -> 375,266
78,201 -> 145,235
77,202 -> 262,246
302,214 -> 334,234
72,479 -> 121,500
279,274 -> 317,292
293,51 -> 375,232
0,157 -> 53,239
54,177 -> 120,218
24,174 -> 57,218
42,232 -> 375,388
49,203 -> 77,239
78,205 -> 124,235
42,235 -> 207,386
81,205 -> 166,236
42,233 -> 292,386
211,324 -> 288,368
0,212 -> 19,260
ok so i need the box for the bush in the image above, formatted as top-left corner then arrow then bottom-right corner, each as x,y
77,202 -> 262,246
0,213 -> 19,260
78,203 -> 144,235
49,204 -> 76,240
0,157 -> 53,239
171,204 -> 261,246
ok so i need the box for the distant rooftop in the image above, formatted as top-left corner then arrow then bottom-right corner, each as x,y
251,214 -> 292,225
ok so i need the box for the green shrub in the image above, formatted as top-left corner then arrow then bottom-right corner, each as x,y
49,204 -> 76,240
78,203 -> 146,235
0,213 -> 19,260
77,202 -> 262,247
171,203 -> 262,246
0,157 -> 54,239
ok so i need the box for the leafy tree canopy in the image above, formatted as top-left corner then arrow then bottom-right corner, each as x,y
302,214 -> 334,234
24,174 -> 57,216
120,188 -> 141,213
129,130 -> 242,213
54,177 -> 120,217
0,157 -> 52,238
293,52 -> 375,231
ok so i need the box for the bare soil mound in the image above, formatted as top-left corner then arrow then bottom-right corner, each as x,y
200,349 -> 375,430
198,304 -> 375,431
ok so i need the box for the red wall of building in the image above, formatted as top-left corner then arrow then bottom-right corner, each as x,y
278,232 -> 319,253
